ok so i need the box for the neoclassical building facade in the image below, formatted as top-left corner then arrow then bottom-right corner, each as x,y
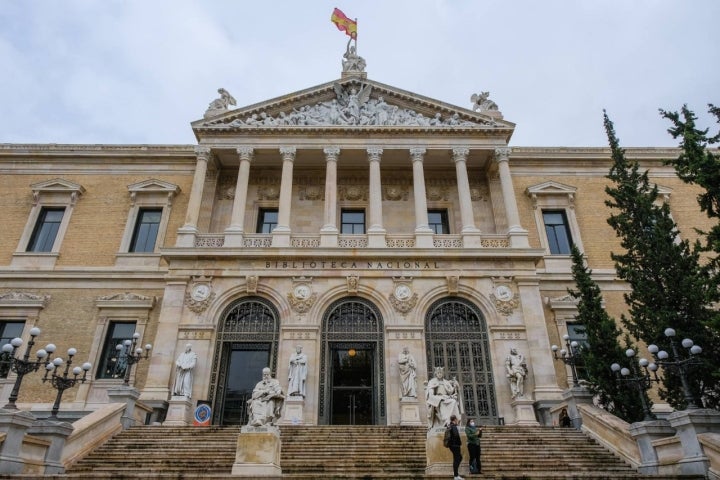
0,58 -> 711,428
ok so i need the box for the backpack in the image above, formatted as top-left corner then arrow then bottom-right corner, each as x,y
443,426 -> 451,448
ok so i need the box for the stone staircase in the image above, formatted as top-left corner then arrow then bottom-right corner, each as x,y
280,425 -> 427,478
0,424 -> 706,479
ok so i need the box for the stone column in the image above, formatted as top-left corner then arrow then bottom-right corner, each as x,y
272,146 -> 296,247
224,146 -> 254,247
176,146 -> 211,247
320,146 -> 340,247
452,147 -> 481,247
410,147 -> 434,248
494,147 -> 529,247
367,147 -> 386,247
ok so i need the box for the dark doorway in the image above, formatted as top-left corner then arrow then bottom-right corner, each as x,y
319,297 -> 385,425
221,344 -> 271,425
330,343 -> 374,425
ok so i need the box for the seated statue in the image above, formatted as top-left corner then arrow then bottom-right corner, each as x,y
247,367 -> 285,427
425,366 -> 461,428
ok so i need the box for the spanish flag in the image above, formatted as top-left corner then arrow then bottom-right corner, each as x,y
331,8 -> 357,39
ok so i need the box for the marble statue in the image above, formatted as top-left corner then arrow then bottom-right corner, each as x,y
505,348 -> 527,399
204,88 -> 236,118
342,44 -> 366,73
470,91 -> 499,112
398,346 -> 417,398
172,344 -> 197,398
288,345 -> 308,397
425,366 -> 461,428
247,367 -> 285,427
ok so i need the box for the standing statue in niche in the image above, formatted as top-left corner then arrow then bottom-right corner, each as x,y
172,344 -> 197,398
425,366 -> 461,428
247,367 -> 285,427
505,348 -> 528,399
288,345 -> 308,397
398,346 -> 417,398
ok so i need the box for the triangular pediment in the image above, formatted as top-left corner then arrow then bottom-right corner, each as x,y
526,181 -> 577,196
31,178 -> 85,195
128,179 -> 180,195
192,77 -> 515,138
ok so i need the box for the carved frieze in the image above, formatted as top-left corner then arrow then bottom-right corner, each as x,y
339,185 -> 368,202
0,291 -> 49,307
426,185 -> 448,202
299,184 -> 325,201
217,172 -> 237,200
258,184 -> 280,201
383,185 -> 409,201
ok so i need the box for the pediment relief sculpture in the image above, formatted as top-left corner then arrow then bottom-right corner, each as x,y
0,291 -> 50,307
202,82 -> 496,129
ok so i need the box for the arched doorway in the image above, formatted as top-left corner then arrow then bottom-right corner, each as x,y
209,296 -> 280,425
425,297 -> 498,424
319,297 -> 386,425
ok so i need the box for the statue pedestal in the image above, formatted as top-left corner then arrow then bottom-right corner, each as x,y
399,397 -> 423,426
510,398 -> 539,425
232,426 -> 282,477
163,396 -> 192,426
281,396 -> 304,425
425,427 -> 459,476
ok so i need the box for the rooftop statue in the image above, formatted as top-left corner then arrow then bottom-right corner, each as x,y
471,91 -> 499,112
342,43 -> 366,73
204,88 -> 236,119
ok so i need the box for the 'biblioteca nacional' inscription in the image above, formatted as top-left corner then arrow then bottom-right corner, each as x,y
265,260 -> 441,270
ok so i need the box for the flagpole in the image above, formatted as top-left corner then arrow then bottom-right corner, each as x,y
354,18 -> 358,52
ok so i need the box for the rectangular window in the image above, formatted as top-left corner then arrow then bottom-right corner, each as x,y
97,322 -> 137,379
257,209 -> 278,234
0,321 -> 25,378
27,207 -> 65,252
341,210 -> 365,234
428,209 -> 450,234
129,208 -> 162,253
567,322 -> 588,349
543,210 -> 573,254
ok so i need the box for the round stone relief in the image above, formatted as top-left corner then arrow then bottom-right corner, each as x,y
394,284 -> 412,300
345,186 -> 363,201
495,285 -> 513,301
191,284 -> 211,302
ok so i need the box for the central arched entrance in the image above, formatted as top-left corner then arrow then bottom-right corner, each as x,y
208,296 -> 280,425
319,297 -> 385,425
425,297 -> 499,424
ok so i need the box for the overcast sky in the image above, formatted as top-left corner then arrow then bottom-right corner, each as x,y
2,1 -> 718,147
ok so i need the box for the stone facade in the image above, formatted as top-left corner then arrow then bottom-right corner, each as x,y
0,73 -> 714,430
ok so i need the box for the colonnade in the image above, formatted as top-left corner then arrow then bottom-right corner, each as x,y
177,145 -> 528,248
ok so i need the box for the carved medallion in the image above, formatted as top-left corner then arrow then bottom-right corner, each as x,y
346,275 -> 359,293
383,185 -> 408,201
491,284 -> 519,316
390,279 -> 417,314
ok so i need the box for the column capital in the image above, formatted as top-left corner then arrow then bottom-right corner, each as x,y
494,147 -> 512,162
323,146 -> 341,161
452,147 -> 469,163
367,147 -> 383,162
280,146 -> 297,161
409,147 -> 427,161
236,146 -> 254,162
194,146 -> 212,161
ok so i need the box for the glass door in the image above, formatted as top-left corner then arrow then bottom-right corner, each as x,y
221,344 -> 270,425
330,344 -> 374,425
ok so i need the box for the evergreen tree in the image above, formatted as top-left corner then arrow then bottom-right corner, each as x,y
603,111 -> 720,410
568,245 -> 647,422
660,104 -> 720,319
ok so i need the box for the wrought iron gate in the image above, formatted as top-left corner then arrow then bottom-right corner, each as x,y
209,296 -> 279,425
425,297 -> 498,424
319,297 -> 385,425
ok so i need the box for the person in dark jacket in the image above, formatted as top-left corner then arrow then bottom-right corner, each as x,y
448,414 -> 463,480
465,418 -> 482,474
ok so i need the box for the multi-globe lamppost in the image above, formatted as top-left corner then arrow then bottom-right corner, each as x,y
551,334 -> 582,388
42,348 -> 92,420
611,327 -> 702,421
1,327 -> 91,418
115,332 -> 152,387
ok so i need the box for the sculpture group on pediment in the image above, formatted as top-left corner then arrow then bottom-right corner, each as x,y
219,84 -> 490,128
471,91 -> 499,112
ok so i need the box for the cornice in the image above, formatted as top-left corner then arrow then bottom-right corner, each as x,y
0,144 -> 196,157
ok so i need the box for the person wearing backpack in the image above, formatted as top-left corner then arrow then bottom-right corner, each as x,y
446,414 -> 463,480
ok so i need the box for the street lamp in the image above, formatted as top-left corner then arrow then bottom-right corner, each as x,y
1,327 -> 56,410
552,334 -> 582,388
647,327 -> 703,409
611,348 -> 658,422
42,348 -> 92,420
115,332 -> 152,387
